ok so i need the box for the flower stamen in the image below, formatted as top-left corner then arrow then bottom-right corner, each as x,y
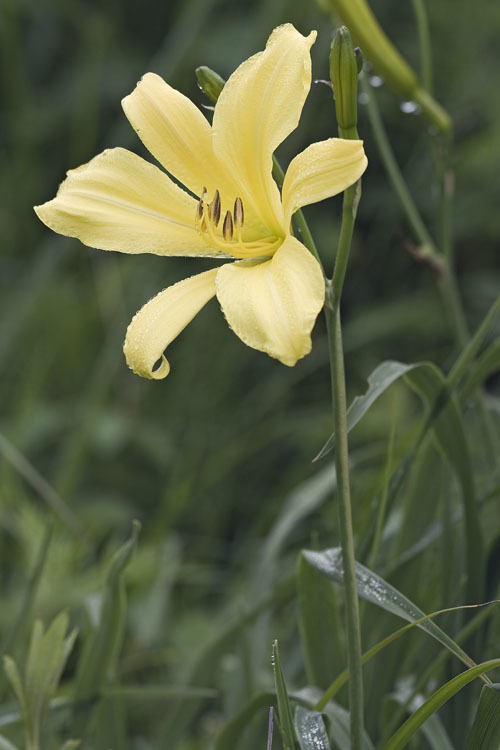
195,188 -> 280,258
234,197 -> 244,244
223,210 -> 234,241
210,190 -> 221,227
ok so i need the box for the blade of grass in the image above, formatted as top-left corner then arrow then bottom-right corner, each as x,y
272,641 -> 297,750
383,659 -> 500,750
303,548 -> 485,701
465,683 -> 500,749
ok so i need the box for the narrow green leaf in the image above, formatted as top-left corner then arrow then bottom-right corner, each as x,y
380,602 -> 499,742
404,363 -> 484,601
2,657 -> 27,724
317,602 -> 497,712
25,612 -> 75,737
314,357 -> 485,602
273,641 -> 298,750
390,687 -> 454,750
465,683 -> 500,749
461,340 -> 500,402
0,524 -> 53,660
294,706 -> 330,750
73,521 -> 140,735
297,553 -> 342,690
383,659 -> 500,750
315,360 -> 420,460
255,467 -> 335,586
447,293 -> 500,392
57,741 -> 80,750
303,549 -> 477,674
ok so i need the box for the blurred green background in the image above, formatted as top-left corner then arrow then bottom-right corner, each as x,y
1,0 -> 499,747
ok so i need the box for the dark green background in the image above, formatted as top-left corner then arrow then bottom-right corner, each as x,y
1,0 -> 499,747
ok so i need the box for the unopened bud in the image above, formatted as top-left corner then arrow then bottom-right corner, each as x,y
325,0 -> 451,133
330,26 -> 359,139
195,66 -> 226,104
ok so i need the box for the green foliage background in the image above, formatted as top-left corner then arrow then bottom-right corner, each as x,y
0,0 -> 499,747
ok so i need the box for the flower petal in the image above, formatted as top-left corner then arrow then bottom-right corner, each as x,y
122,73 -> 269,240
34,148 -> 223,257
123,268 -> 218,379
215,236 -> 325,366
282,138 -> 368,225
212,24 -> 316,235
122,73 -> 236,203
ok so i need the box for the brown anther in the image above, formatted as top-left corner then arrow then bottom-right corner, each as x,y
233,197 -> 244,228
196,198 -> 204,222
210,189 -> 221,226
223,210 -> 234,241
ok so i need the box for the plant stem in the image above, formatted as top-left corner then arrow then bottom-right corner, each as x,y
434,133 -> 469,347
324,178 -> 364,749
411,0 -> 433,93
359,73 -> 445,274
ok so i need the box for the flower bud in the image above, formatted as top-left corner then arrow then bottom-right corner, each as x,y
195,66 -> 225,104
330,26 -> 359,139
325,0 -> 451,133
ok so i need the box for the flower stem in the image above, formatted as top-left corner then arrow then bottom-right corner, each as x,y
359,73 -> 446,275
411,0 -> 433,93
325,177 -> 364,749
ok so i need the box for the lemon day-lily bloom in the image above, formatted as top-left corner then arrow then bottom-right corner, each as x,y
35,24 -> 367,380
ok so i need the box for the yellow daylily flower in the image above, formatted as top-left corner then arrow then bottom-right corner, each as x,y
35,24 -> 367,380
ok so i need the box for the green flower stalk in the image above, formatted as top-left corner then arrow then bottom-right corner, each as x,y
326,24 -> 365,750
326,0 -> 451,133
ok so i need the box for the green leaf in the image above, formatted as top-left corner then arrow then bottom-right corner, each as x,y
383,659 -> 500,750
256,467 -> 335,584
57,741 -> 81,750
465,683 -> 500,749
2,657 -> 27,725
447,293 -> 500,392
25,612 -> 77,738
314,356 -> 485,601
315,360 -> 420,460
73,521 -> 140,736
461,340 -> 500,402
294,706 -> 330,750
273,641 -> 297,750
390,685 -> 454,750
297,553 -> 342,690
0,524 -> 53,661
303,549 -> 477,674
3,613 -> 76,749
404,362 -> 484,601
